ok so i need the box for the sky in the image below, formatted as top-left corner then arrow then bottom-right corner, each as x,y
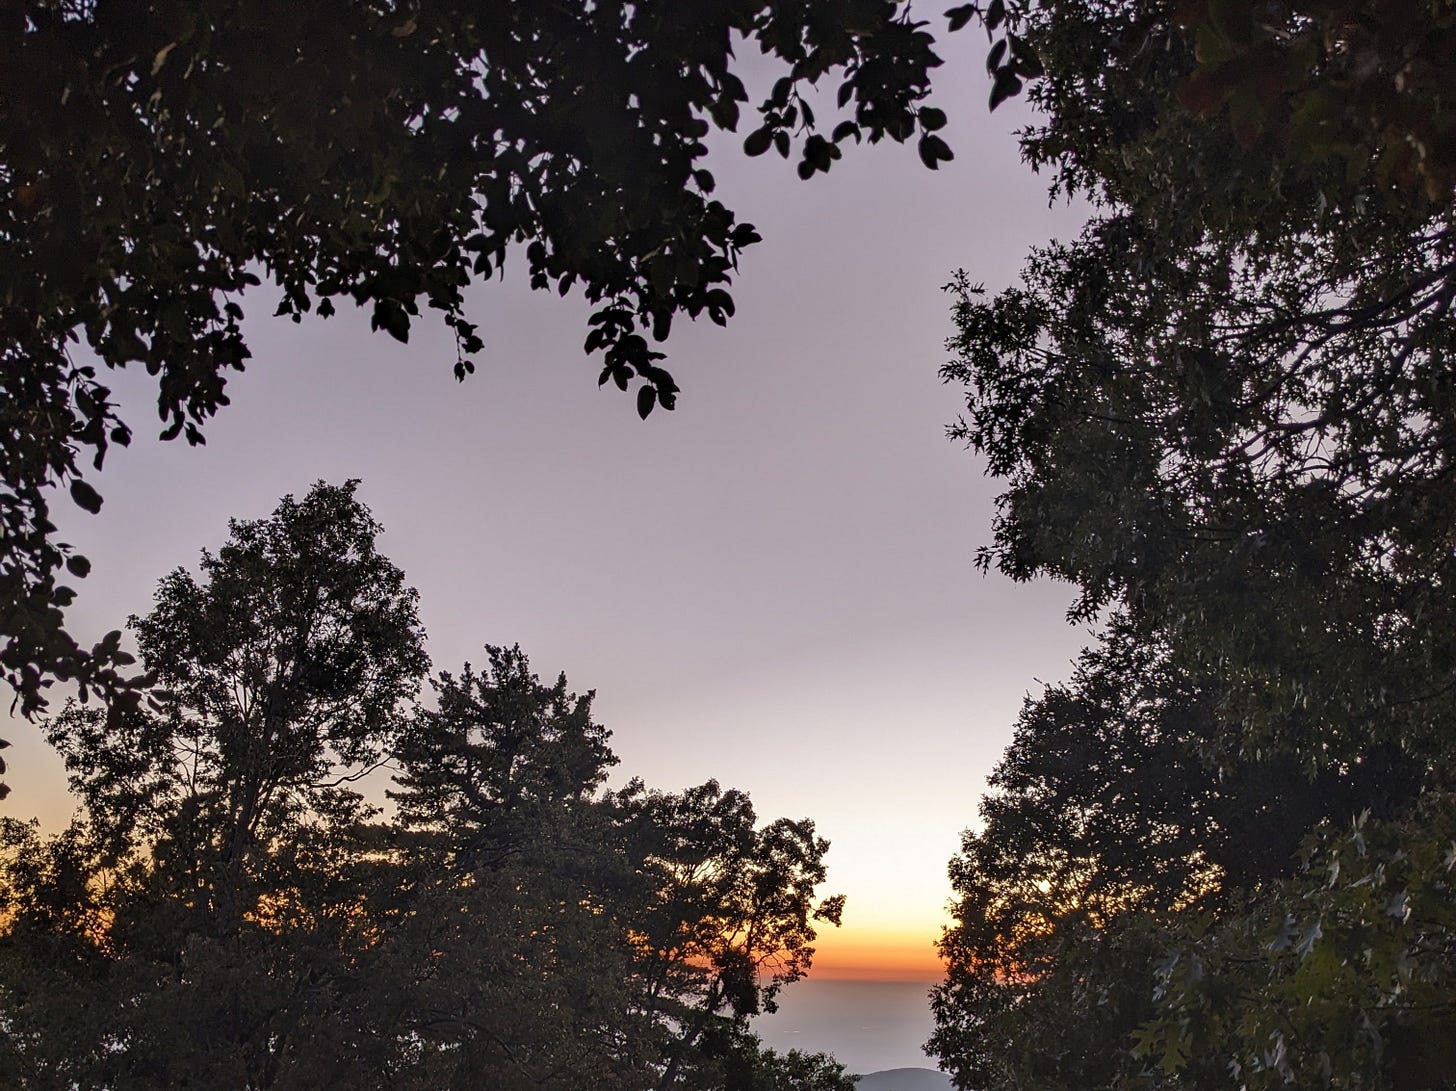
3,29 -> 1090,985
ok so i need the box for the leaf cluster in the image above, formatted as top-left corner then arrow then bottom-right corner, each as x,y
1174,0 -> 1456,200
0,0 -> 961,795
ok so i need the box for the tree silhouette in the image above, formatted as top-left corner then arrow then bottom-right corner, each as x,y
1,484 -> 847,1089
934,0 -> 1456,1085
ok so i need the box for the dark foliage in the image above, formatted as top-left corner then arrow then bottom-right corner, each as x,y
0,483 -> 846,1089
1,0 -> 958,794
933,0 -> 1456,1087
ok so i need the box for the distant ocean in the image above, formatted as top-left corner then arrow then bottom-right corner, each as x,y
753,979 -> 940,1075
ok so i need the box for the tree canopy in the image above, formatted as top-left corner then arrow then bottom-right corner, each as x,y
933,0 -> 1456,1087
1,0 -> 960,778
0,483 -> 848,1089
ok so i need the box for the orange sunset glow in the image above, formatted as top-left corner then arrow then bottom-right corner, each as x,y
812,924 -> 947,982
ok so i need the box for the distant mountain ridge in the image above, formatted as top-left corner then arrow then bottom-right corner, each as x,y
855,1068 -> 954,1091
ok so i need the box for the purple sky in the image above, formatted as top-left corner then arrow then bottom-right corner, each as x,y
5,30 -> 1090,977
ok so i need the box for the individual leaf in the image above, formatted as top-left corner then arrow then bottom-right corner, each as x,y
918,134 -> 954,168
918,106 -> 948,132
70,480 -> 103,514
989,69 -> 1023,110
947,4 -> 977,32
637,384 -> 657,419
986,38 -> 1008,75
744,127 -> 773,156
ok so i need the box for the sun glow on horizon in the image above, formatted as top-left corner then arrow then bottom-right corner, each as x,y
810,923 -> 946,982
